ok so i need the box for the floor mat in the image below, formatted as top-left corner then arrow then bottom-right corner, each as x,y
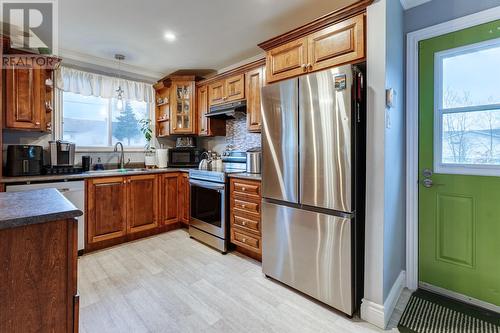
398,289 -> 500,333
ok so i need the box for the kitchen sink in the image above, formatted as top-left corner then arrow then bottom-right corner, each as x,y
86,168 -> 149,174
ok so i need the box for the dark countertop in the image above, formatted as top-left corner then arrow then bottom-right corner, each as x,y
0,167 -> 192,184
229,173 -> 262,181
0,188 -> 83,230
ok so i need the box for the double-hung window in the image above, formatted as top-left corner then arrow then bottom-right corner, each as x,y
434,38 -> 500,176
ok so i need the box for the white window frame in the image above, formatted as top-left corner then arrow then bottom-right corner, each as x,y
433,37 -> 500,177
55,89 -> 154,152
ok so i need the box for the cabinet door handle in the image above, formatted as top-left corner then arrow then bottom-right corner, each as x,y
242,238 -> 246,243
35,121 -> 41,125
241,204 -> 246,209
301,64 -> 307,71
123,180 -> 126,184
307,63 -> 312,70
242,221 -> 246,226
241,187 -> 246,191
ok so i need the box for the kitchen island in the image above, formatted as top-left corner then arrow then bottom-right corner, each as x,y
0,188 -> 82,332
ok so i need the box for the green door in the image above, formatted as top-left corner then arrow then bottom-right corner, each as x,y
419,20 -> 500,307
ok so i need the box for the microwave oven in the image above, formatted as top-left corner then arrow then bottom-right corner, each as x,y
168,148 -> 204,168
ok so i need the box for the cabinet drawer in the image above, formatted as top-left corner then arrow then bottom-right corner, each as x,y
232,180 -> 261,198
232,214 -> 260,234
231,229 -> 261,252
233,199 -> 260,215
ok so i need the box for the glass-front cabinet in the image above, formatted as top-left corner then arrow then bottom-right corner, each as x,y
170,76 -> 196,134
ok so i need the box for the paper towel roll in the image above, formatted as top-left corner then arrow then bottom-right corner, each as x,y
156,149 -> 169,168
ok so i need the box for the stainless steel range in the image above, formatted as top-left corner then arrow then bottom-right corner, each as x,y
188,151 -> 246,253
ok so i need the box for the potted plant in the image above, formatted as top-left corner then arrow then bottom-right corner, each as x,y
139,118 -> 156,168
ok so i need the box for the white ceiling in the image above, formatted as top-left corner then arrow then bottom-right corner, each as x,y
59,0 -> 358,82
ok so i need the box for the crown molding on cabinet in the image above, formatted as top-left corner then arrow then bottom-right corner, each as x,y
258,0 -> 373,51
399,0 -> 432,10
196,58 -> 266,87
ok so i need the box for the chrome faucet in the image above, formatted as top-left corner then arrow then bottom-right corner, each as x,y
114,142 -> 125,169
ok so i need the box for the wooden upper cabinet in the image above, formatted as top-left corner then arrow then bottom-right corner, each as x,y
208,80 -> 225,106
308,14 -> 365,73
208,74 -> 245,107
170,77 -> 196,135
246,66 -> 264,132
266,37 -> 308,83
225,74 -> 245,102
127,175 -> 158,234
5,64 -> 43,130
160,173 -> 179,225
197,85 -> 225,137
264,13 -> 366,83
197,85 -> 209,136
86,177 -> 127,245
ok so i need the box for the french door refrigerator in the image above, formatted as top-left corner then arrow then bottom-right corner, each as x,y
261,64 -> 366,316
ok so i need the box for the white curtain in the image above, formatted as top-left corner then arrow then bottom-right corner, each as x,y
55,66 -> 155,103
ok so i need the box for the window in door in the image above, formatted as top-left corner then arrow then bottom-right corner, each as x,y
434,38 -> 500,176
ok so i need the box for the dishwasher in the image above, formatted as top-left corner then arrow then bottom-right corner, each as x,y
6,181 -> 85,251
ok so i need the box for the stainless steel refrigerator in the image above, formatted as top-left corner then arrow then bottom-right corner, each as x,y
261,64 -> 366,316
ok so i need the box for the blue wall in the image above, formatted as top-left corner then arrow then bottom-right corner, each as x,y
405,0 -> 500,33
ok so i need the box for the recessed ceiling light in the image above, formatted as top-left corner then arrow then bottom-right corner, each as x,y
164,32 -> 176,42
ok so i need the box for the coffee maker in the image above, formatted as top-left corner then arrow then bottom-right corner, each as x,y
49,140 -> 76,166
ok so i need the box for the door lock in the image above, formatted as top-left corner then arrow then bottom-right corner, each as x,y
422,168 -> 433,178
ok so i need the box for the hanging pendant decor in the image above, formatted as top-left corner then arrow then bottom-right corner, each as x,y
115,54 -> 125,111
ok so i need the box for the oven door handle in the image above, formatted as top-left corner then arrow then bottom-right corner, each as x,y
189,179 -> 225,191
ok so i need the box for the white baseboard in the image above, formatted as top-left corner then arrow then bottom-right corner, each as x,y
361,270 -> 406,329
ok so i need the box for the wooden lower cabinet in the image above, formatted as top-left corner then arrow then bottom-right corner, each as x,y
127,174 -> 158,234
179,172 -> 190,225
229,178 -> 262,260
86,173 -> 182,252
0,218 -> 78,332
86,176 -> 128,247
160,173 -> 179,225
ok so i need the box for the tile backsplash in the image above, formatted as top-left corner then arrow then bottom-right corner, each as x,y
200,113 -> 261,153
225,112 -> 261,150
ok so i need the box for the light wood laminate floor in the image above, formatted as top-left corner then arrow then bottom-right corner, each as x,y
78,229 -> 407,332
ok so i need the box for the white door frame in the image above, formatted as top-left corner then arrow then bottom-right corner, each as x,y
406,6 -> 500,291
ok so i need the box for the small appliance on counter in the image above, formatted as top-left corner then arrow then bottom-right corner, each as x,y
5,145 -> 43,176
246,147 -> 261,174
49,140 -> 76,166
167,147 -> 204,168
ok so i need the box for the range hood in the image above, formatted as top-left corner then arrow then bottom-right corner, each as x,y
206,100 -> 246,119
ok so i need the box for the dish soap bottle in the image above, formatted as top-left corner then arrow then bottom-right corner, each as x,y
94,157 -> 104,171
